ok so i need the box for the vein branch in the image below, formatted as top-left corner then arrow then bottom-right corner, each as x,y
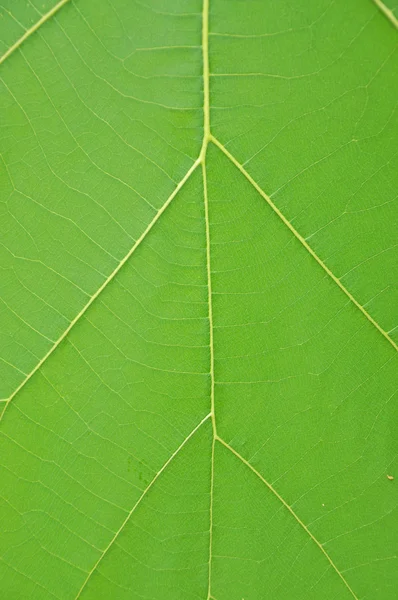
1,157 -> 202,419
372,0 -> 398,28
0,0 -> 71,66
210,135 -> 397,353
74,413 -> 212,599
216,435 -> 359,600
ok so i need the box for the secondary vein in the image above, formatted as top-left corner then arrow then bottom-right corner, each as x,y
1,157 -> 202,420
210,135 -> 398,353
216,436 -> 359,600
0,0 -> 71,66
372,0 -> 398,28
74,413 -> 212,600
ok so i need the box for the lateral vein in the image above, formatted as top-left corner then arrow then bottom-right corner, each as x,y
372,0 -> 398,28
216,436 -> 359,600
210,135 -> 397,353
0,0 -> 71,66
1,157 -> 202,419
74,413 -> 212,599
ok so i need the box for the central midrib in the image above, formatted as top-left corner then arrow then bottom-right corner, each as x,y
1,2 -> 393,597
199,3 -> 216,598
200,2 -> 360,598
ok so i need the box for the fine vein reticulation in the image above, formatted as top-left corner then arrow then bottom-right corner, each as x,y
0,0 -> 71,65
1,0 -> 397,598
75,412 -> 212,599
2,0 -> 395,415
0,155 -> 203,420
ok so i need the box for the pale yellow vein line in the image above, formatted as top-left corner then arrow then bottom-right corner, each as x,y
74,412 -> 212,600
372,0 -> 398,28
202,160 -> 215,432
202,0 -> 210,141
210,135 -> 398,352
201,2 -> 215,598
217,436 -> 359,600
203,156 -> 216,599
0,0 -> 71,66
1,157 -> 201,421
207,436 -> 216,600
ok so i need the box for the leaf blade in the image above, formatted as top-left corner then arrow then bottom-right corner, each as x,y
1,1 -> 397,599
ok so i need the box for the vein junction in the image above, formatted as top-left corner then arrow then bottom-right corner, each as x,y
1,0 -> 395,597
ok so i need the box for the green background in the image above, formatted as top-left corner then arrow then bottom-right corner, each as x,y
0,1 -> 397,598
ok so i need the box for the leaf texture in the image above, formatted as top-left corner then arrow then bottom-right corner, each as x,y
0,1 -> 397,599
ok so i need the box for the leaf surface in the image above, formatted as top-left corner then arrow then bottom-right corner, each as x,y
0,1 -> 397,599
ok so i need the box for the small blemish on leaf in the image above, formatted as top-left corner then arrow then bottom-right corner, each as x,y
387,475 -> 394,481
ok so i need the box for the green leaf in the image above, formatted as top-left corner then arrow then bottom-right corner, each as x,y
374,0 -> 398,19
0,1 -> 397,599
